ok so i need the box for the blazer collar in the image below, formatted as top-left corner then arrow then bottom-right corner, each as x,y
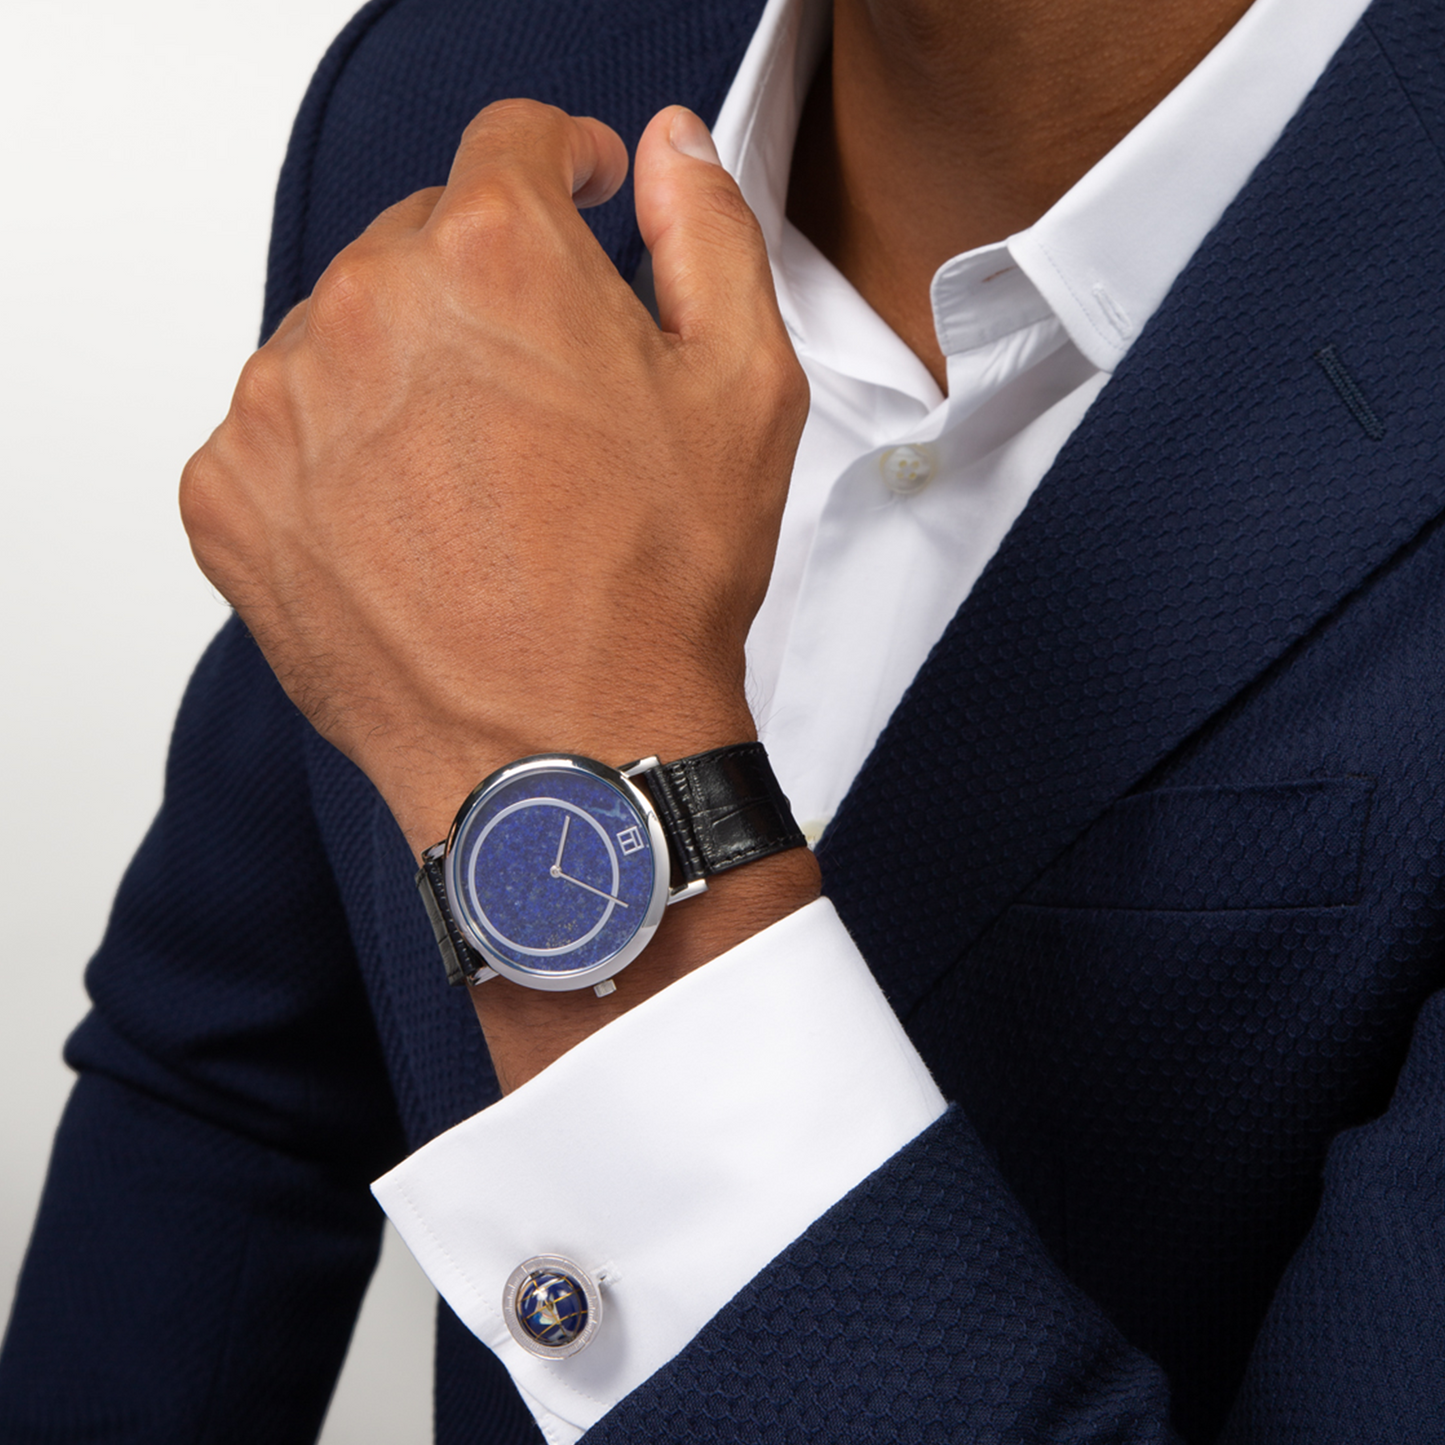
817,4 -> 1445,1020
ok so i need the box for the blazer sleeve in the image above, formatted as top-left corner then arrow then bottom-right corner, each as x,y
582,988 -> 1445,1444
0,616 -> 407,1442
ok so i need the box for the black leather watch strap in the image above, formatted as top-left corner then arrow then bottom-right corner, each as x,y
416,844 -> 495,987
638,742 -> 806,884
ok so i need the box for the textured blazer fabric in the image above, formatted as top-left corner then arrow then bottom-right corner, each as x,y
4,0 -> 1445,1440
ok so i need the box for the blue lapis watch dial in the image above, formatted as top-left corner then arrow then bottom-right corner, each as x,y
444,755 -> 671,990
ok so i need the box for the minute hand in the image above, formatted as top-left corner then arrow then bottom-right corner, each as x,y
554,870 -> 629,908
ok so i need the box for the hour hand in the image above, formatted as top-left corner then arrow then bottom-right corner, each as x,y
550,815 -> 571,876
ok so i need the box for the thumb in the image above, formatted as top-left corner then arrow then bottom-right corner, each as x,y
633,106 -> 783,346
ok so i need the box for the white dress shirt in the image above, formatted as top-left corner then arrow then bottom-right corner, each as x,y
374,0 -> 1372,1438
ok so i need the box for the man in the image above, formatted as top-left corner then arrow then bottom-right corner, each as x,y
3,0 -> 1445,1438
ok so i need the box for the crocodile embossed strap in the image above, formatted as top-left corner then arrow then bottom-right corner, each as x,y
416,844 -> 497,987
635,742 -> 805,884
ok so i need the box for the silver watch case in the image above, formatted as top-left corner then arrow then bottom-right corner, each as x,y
442,753 -> 682,992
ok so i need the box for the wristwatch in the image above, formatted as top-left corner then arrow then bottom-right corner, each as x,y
416,742 -> 804,996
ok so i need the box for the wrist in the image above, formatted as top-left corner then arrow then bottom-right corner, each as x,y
409,733 -> 811,1091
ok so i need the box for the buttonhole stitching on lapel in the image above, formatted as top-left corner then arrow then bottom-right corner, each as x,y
1314,344 -> 1386,440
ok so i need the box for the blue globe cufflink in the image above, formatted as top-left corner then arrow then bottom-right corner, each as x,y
502,1255 -> 603,1359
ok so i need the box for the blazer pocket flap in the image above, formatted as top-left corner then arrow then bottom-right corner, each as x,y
1022,777 -> 1374,911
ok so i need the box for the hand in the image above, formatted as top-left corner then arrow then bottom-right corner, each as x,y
181,99 -> 807,852
180,100 -> 820,1087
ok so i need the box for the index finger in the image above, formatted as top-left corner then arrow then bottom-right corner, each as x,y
439,99 -> 630,218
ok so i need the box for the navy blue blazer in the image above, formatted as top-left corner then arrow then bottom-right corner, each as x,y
4,0 -> 1445,1439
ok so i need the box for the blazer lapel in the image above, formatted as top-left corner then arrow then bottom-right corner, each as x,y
818,7 -> 1445,1020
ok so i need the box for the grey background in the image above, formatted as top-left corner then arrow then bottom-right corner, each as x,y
2,2 -> 438,1437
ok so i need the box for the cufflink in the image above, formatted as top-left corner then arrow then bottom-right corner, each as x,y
502,1255 -> 603,1359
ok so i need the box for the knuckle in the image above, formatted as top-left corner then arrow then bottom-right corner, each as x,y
178,444 -> 227,553
431,182 -> 542,262
307,251 -> 387,344
227,347 -> 287,430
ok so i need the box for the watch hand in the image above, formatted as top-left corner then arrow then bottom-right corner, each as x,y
554,870 -> 629,908
550,814 -> 571,875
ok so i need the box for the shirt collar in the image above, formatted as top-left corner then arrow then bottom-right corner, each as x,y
708,0 -> 1373,375
1007,0 -> 1373,371
710,0 -> 829,257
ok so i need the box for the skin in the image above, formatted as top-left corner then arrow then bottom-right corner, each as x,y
182,0 -> 1255,1092
788,0 -> 1255,387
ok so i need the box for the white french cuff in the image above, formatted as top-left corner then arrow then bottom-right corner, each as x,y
372,897 -> 946,1445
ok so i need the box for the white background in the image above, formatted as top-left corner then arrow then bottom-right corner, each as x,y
1,2 -> 436,1438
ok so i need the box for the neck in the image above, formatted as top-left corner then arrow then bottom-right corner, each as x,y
786,0 -> 1255,386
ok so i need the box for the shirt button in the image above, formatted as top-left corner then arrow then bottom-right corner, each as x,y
879,444 -> 936,495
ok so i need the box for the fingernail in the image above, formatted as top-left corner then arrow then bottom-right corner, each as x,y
668,108 -> 721,166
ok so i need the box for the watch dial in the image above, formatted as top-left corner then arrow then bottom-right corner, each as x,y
452,764 -> 660,978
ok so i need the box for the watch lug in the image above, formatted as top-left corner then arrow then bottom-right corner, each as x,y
666,877 -> 709,905
620,756 -> 660,778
